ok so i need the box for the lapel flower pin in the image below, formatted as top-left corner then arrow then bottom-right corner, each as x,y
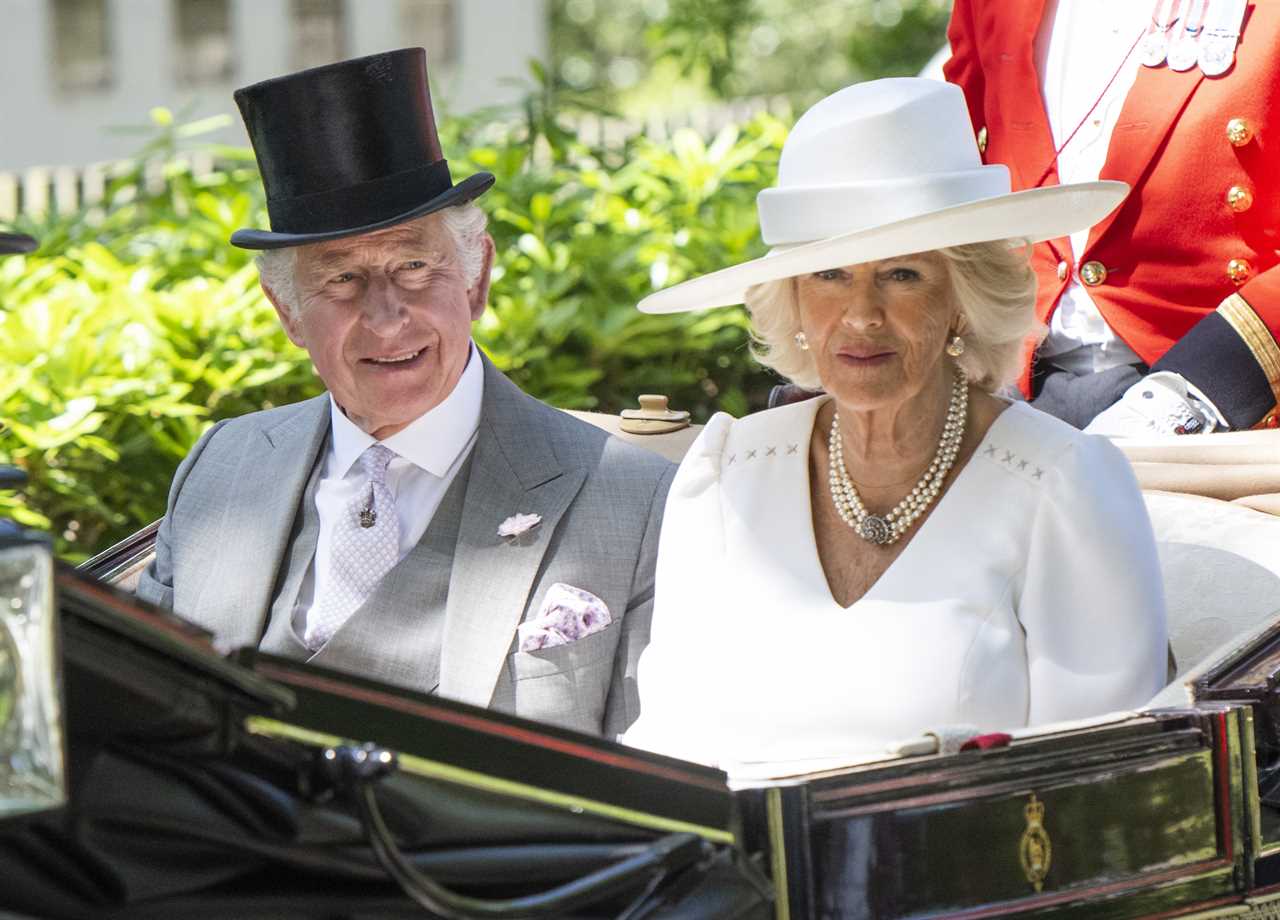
498,512 -> 542,540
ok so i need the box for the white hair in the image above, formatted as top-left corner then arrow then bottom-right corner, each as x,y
256,203 -> 489,318
744,239 -> 1040,392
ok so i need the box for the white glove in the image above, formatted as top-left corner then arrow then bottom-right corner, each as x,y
1084,371 -> 1224,438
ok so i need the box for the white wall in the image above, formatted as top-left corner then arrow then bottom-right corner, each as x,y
0,0 -> 548,171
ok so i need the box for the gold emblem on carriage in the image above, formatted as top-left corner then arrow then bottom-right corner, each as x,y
1019,793 -> 1051,892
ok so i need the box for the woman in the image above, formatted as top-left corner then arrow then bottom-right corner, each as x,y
621,78 -> 1168,769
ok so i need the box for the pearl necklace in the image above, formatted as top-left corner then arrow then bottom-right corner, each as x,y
828,369 -> 969,546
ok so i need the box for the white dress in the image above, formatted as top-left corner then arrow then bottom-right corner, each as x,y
621,397 -> 1169,768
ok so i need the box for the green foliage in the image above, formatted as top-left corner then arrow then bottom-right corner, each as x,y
0,249 -> 313,559
5,0 -> 955,561
3,102 -> 787,560
460,108 -> 787,418
645,0 -> 760,98
552,0 -> 953,110
18,108 -> 263,285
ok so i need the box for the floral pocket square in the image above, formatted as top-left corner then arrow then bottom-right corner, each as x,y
517,583 -> 612,652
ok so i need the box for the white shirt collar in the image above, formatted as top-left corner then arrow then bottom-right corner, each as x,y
328,341 -> 485,478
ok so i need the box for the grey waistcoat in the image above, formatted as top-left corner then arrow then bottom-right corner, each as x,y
258,450 -> 474,697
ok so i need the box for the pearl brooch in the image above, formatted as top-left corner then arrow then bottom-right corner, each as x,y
828,368 -> 968,545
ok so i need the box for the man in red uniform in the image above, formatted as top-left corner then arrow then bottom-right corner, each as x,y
944,0 -> 1279,434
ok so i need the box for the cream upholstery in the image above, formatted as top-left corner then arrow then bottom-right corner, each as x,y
561,410 -> 701,463
1142,491 -> 1280,680
1112,431 -> 1280,681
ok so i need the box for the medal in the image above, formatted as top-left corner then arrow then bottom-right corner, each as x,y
1198,0 -> 1246,77
1167,0 -> 1209,71
1140,0 -> 1181,67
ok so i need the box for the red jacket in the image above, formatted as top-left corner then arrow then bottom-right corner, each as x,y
945,0 -> 1280,428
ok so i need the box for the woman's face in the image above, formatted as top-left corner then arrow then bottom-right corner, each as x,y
795,251 -> 958,413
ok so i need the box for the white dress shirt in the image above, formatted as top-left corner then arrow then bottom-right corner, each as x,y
622,397 -> 1168,772
1036,0 -> 1146,372
292,342 -> 484,639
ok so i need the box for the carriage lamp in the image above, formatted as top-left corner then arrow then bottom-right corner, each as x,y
0,468 -> 65,820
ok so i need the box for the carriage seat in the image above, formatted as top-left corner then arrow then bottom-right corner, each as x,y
104,412 -> 1280,689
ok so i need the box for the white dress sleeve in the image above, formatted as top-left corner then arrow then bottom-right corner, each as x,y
618,412 -> 734,764
1018,434 -> 1169,724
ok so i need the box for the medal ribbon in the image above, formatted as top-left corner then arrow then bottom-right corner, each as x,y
1199,0 -> 1247,75
1204,0 -> 1245,35
1147,0 -> 1179,37
1166,0 -> 1210,70
1182,0 -> 1210,37
1032,27 -> 1147,189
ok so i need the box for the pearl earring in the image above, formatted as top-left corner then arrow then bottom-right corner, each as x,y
795,331 -> 810,351
946,334 -> 965,357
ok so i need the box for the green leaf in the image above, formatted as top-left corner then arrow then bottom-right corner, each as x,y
530,192 -> 554,224
8,64 -> 803,559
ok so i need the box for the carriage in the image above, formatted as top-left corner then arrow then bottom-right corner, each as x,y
4,412 -> 1280,919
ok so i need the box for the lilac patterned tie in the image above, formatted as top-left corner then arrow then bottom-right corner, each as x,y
305,444 -> 400,651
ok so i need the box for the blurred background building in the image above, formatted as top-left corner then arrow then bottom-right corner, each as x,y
0,0 -> 548,171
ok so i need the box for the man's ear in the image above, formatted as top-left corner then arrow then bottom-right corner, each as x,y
263,281 -> 306,348
467,232 -> 497,321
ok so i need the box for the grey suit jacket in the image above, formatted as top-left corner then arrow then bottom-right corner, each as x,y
136,356 -> 675,738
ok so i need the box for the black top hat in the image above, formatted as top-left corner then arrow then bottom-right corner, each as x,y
0,232 -> 37,256
230,48 -> 494,250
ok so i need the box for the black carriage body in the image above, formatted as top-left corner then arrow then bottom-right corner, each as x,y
7,530 -> 1280,918
741,711 -> 1249,919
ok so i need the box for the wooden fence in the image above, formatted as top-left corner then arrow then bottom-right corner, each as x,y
0,153 -> 223,222
0,96 -> 790,221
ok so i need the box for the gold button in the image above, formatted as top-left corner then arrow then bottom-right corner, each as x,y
1226,117 -> 1254,147
1056,260 -> 1069,281
977,126 -> 988,155
1080,260 -> 1107,286
1228,258 -> 1252,284
1227,185 -> 1254,212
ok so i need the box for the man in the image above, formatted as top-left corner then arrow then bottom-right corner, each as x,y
944,0 -> 1280,434
136,50 -> 674,739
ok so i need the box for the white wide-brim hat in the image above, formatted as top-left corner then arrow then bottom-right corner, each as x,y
638,78 -> 1128,314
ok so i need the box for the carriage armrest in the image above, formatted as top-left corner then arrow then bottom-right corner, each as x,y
561,409 -> 703,463
1119,429 -> 1280,508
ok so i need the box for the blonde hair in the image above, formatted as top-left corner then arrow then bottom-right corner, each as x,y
256,203 -> 489,319
744,239 -> 1039,391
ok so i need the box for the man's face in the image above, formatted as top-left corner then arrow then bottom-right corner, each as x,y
267,213 -> 493,439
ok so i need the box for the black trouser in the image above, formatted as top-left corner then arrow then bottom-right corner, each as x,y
1029,363 -> 1146,430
